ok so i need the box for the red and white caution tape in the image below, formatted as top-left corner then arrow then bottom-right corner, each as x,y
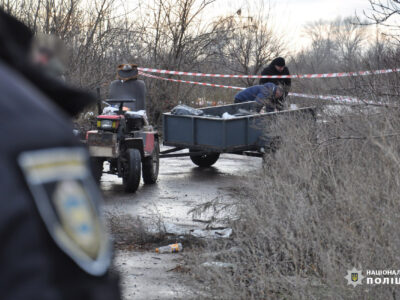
140,71 -> 387,106
140,71 -> 245,90
139,67 -> 400,79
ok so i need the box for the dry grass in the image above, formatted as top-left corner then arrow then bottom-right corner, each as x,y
186,105 -> 400,299
105,212 -> 206,252
105,213 -> 168,251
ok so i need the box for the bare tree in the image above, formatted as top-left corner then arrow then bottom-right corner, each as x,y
359,0 -> 400,42
0,0 -> 142,91
134,0 -> 232,124
332,17 -> 368,69
213,1 -> 286,87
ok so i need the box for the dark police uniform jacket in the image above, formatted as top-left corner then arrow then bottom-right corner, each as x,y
0,9 -> 121,300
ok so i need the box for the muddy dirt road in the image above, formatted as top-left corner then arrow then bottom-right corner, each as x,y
101,150 -> 261,299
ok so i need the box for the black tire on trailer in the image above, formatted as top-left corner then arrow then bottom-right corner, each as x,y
122,149 -> 141,193
90,157 -> 104,183
142,139 -> 160,184
189,149 -> 220,167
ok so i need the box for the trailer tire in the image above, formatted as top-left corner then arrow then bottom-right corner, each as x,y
122,149 -> 141,193
142,139 -> 160,184
189,149 -> 220,167
90,157 -> 104,183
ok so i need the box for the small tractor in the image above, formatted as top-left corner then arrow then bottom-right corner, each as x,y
86,99 -> 159,193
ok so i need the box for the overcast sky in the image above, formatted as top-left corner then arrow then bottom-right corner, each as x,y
124,0 -> 378,51
207,0 -> 374,50
281,0 -> 370,23
278,0 -> 372,48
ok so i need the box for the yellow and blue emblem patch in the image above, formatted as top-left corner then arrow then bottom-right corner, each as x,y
18,147 -> 111,276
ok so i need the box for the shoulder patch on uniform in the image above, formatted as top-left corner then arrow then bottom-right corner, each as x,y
18,147 -> 111,276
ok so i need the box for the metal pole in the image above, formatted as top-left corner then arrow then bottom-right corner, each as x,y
96,87 -> 101,115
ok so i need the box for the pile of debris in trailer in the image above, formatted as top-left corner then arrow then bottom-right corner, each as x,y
171,104 -> 257,119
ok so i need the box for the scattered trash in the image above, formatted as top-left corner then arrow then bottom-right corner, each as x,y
171,104 -> 259,118
155,243 -> 183,253
201,261 -> 235,269
190,228 -> 232,239
222,112 -> 235,119
125,110 -> 149,125
125,109 -> 147,117
84,111 -> 95,119
171,105 -> 204,116
102,106 -> 119,115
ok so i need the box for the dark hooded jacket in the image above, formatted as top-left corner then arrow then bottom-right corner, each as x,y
0,10 -> 121,300
259,57 -> 291,96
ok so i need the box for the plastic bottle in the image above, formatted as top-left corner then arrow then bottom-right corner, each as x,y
155,243 -> 183,253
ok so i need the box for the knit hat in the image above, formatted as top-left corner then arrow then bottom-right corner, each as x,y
271,57 -> 285,67
117,64 -> 138,81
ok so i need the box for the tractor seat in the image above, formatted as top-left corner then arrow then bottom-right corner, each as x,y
109,79 -> 146,111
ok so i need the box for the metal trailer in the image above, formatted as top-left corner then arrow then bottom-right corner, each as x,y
161,102 -> 315,167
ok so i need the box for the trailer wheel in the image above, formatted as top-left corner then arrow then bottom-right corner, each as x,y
90,157 -> 104,183
189,149 -> 220,167
122,149 -> 141,193
142,139 -> 160,184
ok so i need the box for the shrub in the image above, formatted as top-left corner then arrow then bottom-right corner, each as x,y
188,105 -> 400,299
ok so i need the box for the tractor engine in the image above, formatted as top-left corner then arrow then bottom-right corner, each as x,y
96,115 -> 122,132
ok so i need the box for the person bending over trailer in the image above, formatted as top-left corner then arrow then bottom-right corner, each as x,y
234,82 -> 284,113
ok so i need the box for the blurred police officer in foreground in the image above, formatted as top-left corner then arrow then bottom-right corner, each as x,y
0,9 -> 121,300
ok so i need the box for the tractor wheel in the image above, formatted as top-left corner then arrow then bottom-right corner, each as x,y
189,149 -> 220,167
122,149 -> 141,193
142,139 -> 160,184
90,157 -> 104,183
